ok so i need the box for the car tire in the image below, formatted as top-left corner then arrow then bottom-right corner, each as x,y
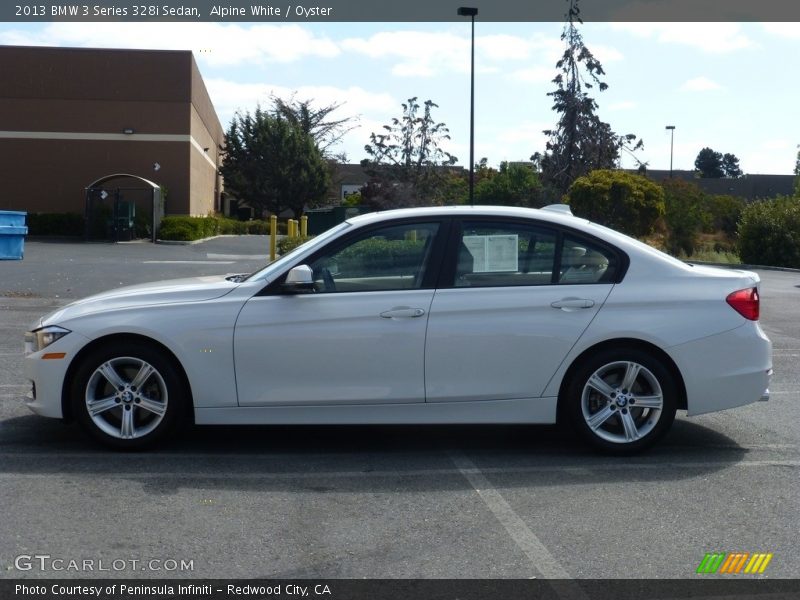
565,347 -> 677,454
70,341 -> 187,450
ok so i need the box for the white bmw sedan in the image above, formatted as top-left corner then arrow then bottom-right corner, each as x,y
23,205 -> 771,453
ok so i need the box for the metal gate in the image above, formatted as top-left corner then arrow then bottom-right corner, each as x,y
84,174 -> 164,242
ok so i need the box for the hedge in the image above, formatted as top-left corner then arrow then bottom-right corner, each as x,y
738,196 -> 800,268
26,213 -> 85,236
158,215 -> 271,241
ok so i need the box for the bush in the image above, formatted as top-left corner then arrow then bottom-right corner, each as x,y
246,220 -> 269,235
738,196 -> 800,268
661,179 -> 706,256
277,236 -> 310,254
702,194 -> 745,236
158,215 -> 270,241
566,170 -> 665,238
26,212 -> 85,236
158,222 -> 195,241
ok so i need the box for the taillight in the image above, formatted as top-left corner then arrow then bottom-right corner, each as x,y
726,287 -> 759,321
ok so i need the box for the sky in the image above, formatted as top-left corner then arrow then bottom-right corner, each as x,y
1,20 -> 798,175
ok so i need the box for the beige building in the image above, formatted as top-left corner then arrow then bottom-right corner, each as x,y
0,45 -> 224,217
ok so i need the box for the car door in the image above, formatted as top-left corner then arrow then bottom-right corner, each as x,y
424,218 -> 620,403
234,220 -> 444,406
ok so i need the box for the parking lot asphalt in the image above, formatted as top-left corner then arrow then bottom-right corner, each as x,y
1,238 -> 798,580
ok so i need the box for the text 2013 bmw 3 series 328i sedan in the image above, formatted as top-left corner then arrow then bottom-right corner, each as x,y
23,205 -> 772,453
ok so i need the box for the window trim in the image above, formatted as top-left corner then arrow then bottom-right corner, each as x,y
438,216 -> 629,289
259,217 -> 452,296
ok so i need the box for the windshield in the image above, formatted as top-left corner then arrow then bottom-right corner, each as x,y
244,221 -> 352,282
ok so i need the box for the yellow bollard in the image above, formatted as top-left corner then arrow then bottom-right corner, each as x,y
300,215 -> 308,238
269,214 -> 277,261
288,219 -> 296,238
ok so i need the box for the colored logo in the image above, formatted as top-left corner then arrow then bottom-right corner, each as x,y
696,552 -> 773,574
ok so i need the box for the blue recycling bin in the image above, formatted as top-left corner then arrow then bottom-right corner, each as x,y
0,210 -> 28,260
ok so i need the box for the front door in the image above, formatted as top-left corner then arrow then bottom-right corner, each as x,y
234,221 -> 442,406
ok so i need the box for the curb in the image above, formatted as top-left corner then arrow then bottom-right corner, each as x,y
155,234 -> 271,246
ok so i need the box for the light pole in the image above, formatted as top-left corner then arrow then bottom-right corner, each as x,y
665,125 -> 676,178
458,7 -> 478,206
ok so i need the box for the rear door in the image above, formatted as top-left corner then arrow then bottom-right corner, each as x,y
424,218 -> 619,402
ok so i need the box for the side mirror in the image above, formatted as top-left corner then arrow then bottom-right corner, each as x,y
282,265 -> 315,293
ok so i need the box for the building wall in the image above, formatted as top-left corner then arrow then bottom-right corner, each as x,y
0,46 -> 223,217
0,138 -> 187,214
188,56 -> 225,216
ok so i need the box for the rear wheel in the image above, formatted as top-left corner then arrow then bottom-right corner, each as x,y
565,348 -> 677,454
70,341 -> 187,450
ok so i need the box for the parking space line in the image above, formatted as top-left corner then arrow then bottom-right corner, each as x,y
206,253 -> 267,260
447,449 -> 575,581
141,260 -> 235,265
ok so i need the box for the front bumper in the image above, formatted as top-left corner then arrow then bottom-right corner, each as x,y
23,330 -> 91,419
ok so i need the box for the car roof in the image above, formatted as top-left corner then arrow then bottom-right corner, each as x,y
346,205 -> 591,229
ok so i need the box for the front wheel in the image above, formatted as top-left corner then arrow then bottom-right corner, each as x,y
70,341 -> 187,450
565,348 -> 677,454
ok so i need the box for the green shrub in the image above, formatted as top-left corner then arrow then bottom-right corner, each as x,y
702,194 -> 745,236
158,215 -> 270,241
661,179 -> 706,256
246,220 -> 269,235
277,236 -> 310,254
738,196 -> 800,268
566,170 -> 665,238
26,212 -> 85,236
217,218 -> 247,235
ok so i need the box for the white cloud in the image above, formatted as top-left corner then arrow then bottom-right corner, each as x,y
341,31 -> 469,77
342,30 -> 565,78
680,77 -> 723,92
477,34 -> 534,61
0,23 -> 340,66
206,79 -> 397,125
611,23 -> 754,53
761,23 -> 800,39
591,44 -> 625,63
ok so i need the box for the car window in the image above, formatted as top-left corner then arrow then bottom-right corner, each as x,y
309,222 -> 440,293
455,222 -> 557,287
559,234 -> 617,284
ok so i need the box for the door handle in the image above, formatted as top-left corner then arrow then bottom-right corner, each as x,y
551,298 -> 595,311
380,307 -> 426,319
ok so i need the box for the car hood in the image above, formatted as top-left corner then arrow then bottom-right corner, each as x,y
39,275 -> 239,326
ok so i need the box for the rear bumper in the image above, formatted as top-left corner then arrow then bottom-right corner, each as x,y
669,321 -> 772,416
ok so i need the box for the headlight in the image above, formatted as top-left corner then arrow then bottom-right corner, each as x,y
24,326 -> 71,355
